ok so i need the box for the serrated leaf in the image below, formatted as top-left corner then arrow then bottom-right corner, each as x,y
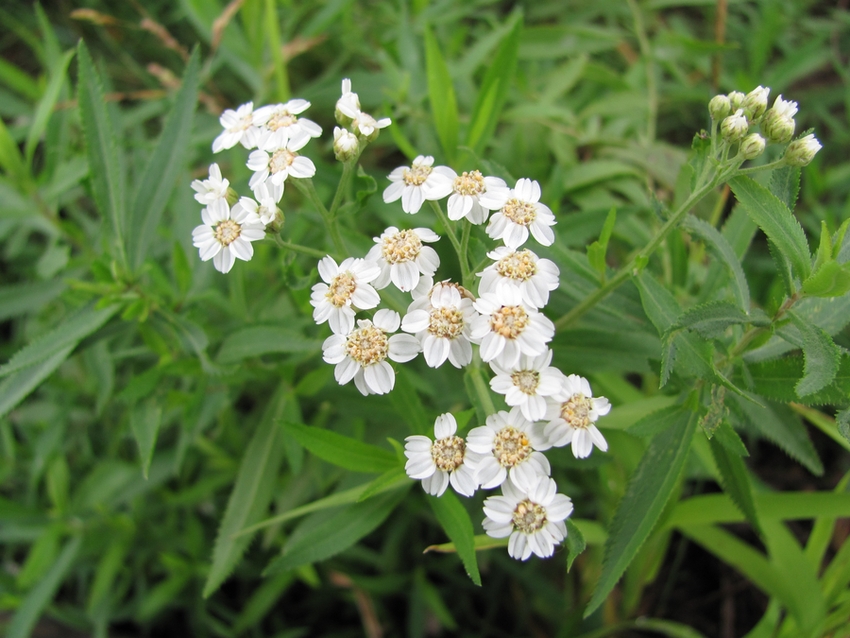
216,325 -> 322,363
0,344 -> 74,420
682,216 -> 750,311
203,389 -> 287,598
0,304 -> 119,378
627,404 -> 684,438
790,311 -> 841,397
837,408 -> 850,445
585,407 -> 697,617
130,400 -> 162,479
709,436 -> 761,533
127,48 -> 200,272
730,175 -> 811,282
0,280 -> 66,322
768,165 -> 801,211
264,488 -> 406,575
802,261 -> 850,298
688,132 -> 711,192
659,337 -> 676,388
741,355 -> 850,405
424,27 -> 459,162
24,48 -> 75,166
428,491 -> 481,585
77,40 -> 127,265
285,422 -> 398,473
669,300 -> 754,340
713,420 -> 749,457
565,519 -> 586,572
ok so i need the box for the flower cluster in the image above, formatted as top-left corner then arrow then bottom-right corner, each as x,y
709,86 -> 821,166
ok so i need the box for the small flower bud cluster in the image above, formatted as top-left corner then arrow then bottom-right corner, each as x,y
707,86 -> 821,166
332,78 -> 392,160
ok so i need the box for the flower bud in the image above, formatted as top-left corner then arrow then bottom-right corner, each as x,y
784,134 -> 822,167
225,187 -> 239,207
708,95 -> 732,121
720,109 -> 749,143
761,112 -> 795,144
728,91 -> 745,110
742,85 -> 770,121
333,126 -> 359,161
740,133 -> 766,160
335,78 -> 360,128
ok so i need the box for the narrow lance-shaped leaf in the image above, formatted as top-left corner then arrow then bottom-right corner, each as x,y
285,421 -> 398,473
128,47 -> 201,272
565,519 -> 586,573
585,407 -> 697,617
667,301 -> 759,340
0,344 -> 75,420
428,491 -> 482,586
709,436 -> 762,534
790,310 -> 841,397
25,48 -> 76,166
682,215 -> 750,311
130,400 -> 162,479
424,27 -> 459,163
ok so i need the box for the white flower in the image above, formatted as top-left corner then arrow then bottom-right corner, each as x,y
441,169 -> 508,225
253,99 -> 322,150
333,126 -> 359,161
191,163 -> 230,219
404,413 -> 481,497
742,85 -> 770,120
477,246 -> 560,309
771,94 -> 799,119
382,155 -> 454,214
470,287 -> 554,368
234,185 -> 278,227
212,102 -> 261,153
335,79 -> 391,138
466,408 -> 551,491
310,256 -> 381,335
489,351 -> 567,422
322,309 -> 420,395
365,227 -> 440,292
401,280 -> 478,369
544,374 -> 611,458
246,135 -> 316,199
484,178 -> 556,249
192,201 -> 265,274
482,476 -> 573,561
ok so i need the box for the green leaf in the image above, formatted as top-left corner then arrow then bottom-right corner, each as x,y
203,388 -> 288,597
24,48 -> 75,167
837,408 -> 850,445
565,519 -> 586,572
389,367 -> 432,433
0,279 -> 66,322
0,116 -> 30,186
264,488 -> 406,575
424,27 -> 459,162
802,261 -> 850,298
669,492 -> 850,528
563,161 -> 641,193
0,344 -> 74,420
585,407 -> 697,617
6,535 -> 82,638
0,304 -> 119,378
668,300 -> 755,340
285,422 -> 398,473
127,48 -> 200,272
216,325 -> 322,363
688,131 -> 711,192
428,491 -> 481,585
357,466 -> 410,502
742,355 -> 850,406
466,14 -> 522,153
790,311 -> 841,397
587,207 -> 617,278
709,436 -> 761,533
77,40 -> 127,266
713,419 -> 749,457
768,165 -> 801,211
729,175 -> 811,282
628,404 -> 685,439
682,216 -> 750,310
130,400 -> 162,479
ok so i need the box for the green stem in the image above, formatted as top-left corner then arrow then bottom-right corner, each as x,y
470,353 -> 496,416
428,200 -> 470,285
735,158 -> 786,175
264,0 -> 290,102
292,178 -> 345,258
328,157 -> 359,220
271,234 -> 327,258
459,220 -> 473,288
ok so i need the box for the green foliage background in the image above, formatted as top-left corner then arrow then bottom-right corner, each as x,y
1,1 -> 850,637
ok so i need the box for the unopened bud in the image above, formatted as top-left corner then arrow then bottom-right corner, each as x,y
762,112 -> 795,144
333,126 -> 359,161
267,210 -> 285,234
720,109 -> 749,142
728,91 -> 745,110
784,134 -> 822,167
225,187 -> 239,207
708,94 -> 732,121
740,133 -> 766,160
335,78 -> 360,128
743,85 -> 770,121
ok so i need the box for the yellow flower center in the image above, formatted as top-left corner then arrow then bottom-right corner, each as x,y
453,170 -> 485,196
326,272 -> 357,307
267,111 -> 297,131
381,230 -> 422,264
345,324 -> 389,366
511,370 -> 540,395
403,163 -> 432,186
495,250 -> 537,281
502,198 -> 537,226
512,499 -> 547,534
270,149 -> 296,174
428,306 -> 465,340
492,426 -> 532,468
489,305 -> 529,339
431,436 -> 466,472
560,393 -> 593,429
214,219 -> 241,246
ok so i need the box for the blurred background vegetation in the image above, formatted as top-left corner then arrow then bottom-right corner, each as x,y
1,1 -> 849,637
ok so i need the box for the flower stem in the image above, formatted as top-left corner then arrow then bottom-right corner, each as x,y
328,156 -> 360,220
459,220 -> 473,288
292,178 -> 346,258
735,158 -> 786,175
428,200 -> 470,286
470,353 -> 496,417
271,233 -> 327,258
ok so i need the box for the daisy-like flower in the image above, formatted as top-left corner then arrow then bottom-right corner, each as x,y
477,246 -> 560,309
442,169 -> 508,225
382,155 -> 454,215
335,79 -> 391,138
470,287 -> 554,368
482,476 -> 573,561
233,183 -> 279,227
191,163 -> 231,219
253,99 -> 322,150
544,374 -> 611,458
212,102 -> 260,153
246,134 -> 316,200
489,351 -> 567,422
322,309 -> 420,395
466,408 -> 551,491
365,226 -> 440,292
404,413 -> 481,497
192,201 -> 265,274
401,280 -> 478,369
310,256 -> 381,335
485,178 -> 556,249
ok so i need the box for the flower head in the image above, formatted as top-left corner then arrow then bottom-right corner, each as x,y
310,256 -> 381,335
489,351 -> 567,422
191,163 -> 233,219
247,134 -> 316,198
366,226 -> 441,292
482,476 -> 573,561
784,134 -> 822,167
740,133 -> 766,160
212,102 -> 261,152
720,109 -> 749,143
404,413 -> 481,497
485,178 -> 556,249
253,99 -> 322,150
335,78 -> 391,140
443,169 -> 509,225
708,94 -> 732,121
742,85 -> 770,121
762,95 -> 798,144
322,309 -> 420,395
383,155 -> 454,214
477,246 -> 560,309
192,201 -> 265,274
544,374 -> 611,458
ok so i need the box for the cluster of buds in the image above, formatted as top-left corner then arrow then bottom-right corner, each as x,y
708,86 -> 821,166
332,79 -> 391,162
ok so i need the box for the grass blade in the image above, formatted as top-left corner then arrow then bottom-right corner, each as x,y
130,400 -> 163,479
428,491 -> 481,585
424,26 -> 459,162
0,344 -> 74,420
285,421 -> 398,473
24,48 -> 75,166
